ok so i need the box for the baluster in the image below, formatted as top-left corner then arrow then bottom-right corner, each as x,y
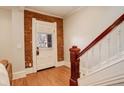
117,26 -> 121,53
122,22 -> 124,52
87,49 -> 93,69
120,22 -> 124,52
111,29 -> 118,57
91,48 -> 95,68
99,42 -> 102,62
86,51 -> 90,74
92,47 -> 94,61
85,52 -> 89,75
107,35 -> 111,58
80,52 -> 88,76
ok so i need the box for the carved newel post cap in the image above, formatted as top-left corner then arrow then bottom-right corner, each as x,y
70,45 -> 80,52
72,46 -> 77,48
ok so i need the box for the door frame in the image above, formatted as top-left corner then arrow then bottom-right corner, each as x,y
32,18 -> 58,72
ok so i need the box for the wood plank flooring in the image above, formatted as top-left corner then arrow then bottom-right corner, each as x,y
12,66 -> 70,86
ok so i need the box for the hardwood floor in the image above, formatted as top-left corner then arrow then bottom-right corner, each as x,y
12,66 -> 70,86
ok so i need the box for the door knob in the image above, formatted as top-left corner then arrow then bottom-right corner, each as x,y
36,47 -> 39,56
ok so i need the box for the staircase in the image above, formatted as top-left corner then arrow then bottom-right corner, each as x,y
69,13 -> 124,86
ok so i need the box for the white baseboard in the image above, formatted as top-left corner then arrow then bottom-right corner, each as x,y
13,70 -> 26,80
64,61 -> 70,68
55,61 -> 65,67
94,73 -> 124,85
55,61 -> 70,68
79,73 -> 124,86
25,67 -> 37,74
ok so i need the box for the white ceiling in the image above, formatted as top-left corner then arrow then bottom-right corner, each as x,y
26,6 -> 83,18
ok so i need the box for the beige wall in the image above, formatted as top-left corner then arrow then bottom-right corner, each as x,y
11,8 -> 25,74
64,6 -> 124,62
0,8 -> 12,63
0,8 -> 25,75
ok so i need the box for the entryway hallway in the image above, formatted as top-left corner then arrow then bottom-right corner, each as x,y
12,66 -> 70,86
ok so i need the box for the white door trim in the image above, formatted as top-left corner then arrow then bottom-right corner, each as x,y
32,18 -> 37,72
32,18 -> 57,72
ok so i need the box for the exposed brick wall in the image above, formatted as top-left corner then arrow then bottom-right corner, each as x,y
24,10 -> 64,68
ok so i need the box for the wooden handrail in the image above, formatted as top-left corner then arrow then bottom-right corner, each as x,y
69,13 -> 124,86
78,13 -> 124,58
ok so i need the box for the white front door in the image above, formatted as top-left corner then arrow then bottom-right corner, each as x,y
32,19 -> 57,71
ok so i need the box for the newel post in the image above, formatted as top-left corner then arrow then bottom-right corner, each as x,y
69,46 -> 80,86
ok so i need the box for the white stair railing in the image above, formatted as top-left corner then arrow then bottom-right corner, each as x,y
80,21 -> 124,77
69,14 -> 124,86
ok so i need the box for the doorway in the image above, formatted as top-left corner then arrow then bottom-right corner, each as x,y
32,18 -> 57,71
